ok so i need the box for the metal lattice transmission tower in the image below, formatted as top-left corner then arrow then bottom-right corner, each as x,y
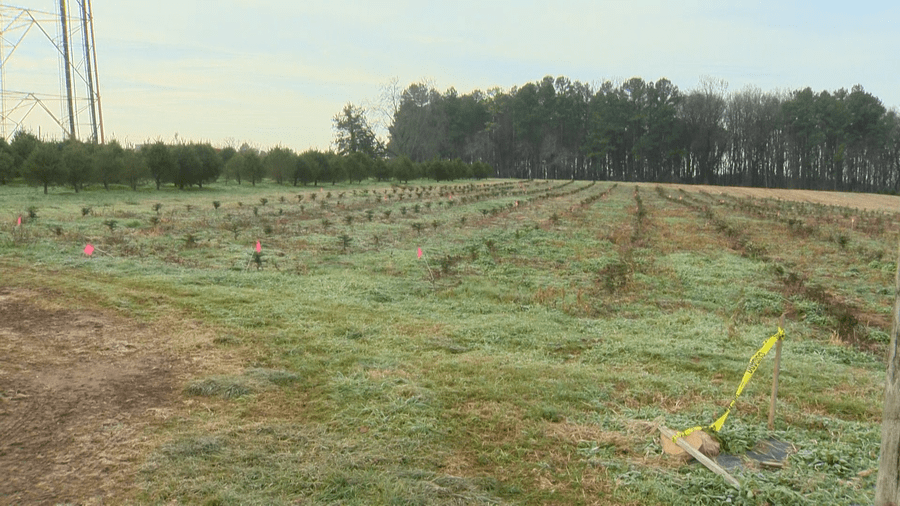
0,0 -> 103,143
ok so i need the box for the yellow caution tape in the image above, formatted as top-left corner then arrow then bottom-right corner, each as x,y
673,327 -> 785,442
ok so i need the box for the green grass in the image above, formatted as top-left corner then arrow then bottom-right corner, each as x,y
1,178 -> 897,505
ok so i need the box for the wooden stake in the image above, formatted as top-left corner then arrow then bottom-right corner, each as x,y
768,315 -> 785,431
659,426 -> 740,489
875,239 -> 900,505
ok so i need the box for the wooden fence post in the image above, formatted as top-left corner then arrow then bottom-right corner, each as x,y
876,240 -> 900,506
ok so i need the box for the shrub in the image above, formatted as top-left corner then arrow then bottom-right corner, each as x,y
599,260 -> 630,293
339,234 -> 352,252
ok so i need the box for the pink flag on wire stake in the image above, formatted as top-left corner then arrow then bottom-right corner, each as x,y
417,247 -> 423,259
84,244 -> 94,256
256,240 -> 262,253
16,215 -> 21,226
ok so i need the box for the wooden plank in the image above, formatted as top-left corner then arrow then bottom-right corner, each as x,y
659,426 -> 740,489
875,241 -> 900,505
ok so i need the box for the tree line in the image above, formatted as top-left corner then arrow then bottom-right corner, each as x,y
0,130 -> 491,193
5,74 -> 896,194
385,75 -> 900,193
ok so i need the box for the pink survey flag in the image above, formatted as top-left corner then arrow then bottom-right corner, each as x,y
417,247 -> 422,259
84,244 -> 94,256
255,240 -> 262,253
16,215 -> 21,226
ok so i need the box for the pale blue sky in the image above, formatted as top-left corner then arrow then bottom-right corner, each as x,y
3,0 -> 898,150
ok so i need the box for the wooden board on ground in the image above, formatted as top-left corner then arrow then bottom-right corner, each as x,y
660,428 -> 720,461
659,426 -> 739,490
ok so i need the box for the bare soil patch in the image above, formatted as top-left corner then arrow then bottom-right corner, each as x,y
0,287 -> 186,505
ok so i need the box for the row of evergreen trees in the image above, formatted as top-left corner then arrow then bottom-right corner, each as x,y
0,133 -> 492,193
5,74 -> 896,194
386,76 -> 900,193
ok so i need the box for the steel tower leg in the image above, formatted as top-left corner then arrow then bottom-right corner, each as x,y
58,0 -> 75,140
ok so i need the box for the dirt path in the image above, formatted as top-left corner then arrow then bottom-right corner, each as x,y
0,287 -> 187,505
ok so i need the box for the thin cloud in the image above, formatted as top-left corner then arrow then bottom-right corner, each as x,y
6,0 -> 898,149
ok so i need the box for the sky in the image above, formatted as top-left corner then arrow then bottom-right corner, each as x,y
2,0 -> 898,151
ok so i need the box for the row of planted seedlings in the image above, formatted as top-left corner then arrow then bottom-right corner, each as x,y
414,182 -> 626,308
533,181 -> 640,315
574,184 -> 653,304
175,180 -> 561,269
254,179 -> 589,256
11,180 -> 618,272
63,181 -> 531,263
691,189 -> 900,323
1,181 -> 674,266
454,179 -> 610,232
704,190 -> 899,248
654,185 -> 892,350
354,181 -> 603,259
694,188 -> 899,236
264,180 -> 597,281
170,178 -> 564,249
576,182 -> 618,208
289,180 -> 545,237
374,180 -> 605,259
689,189 -> 898,268
277,180 -> 548,225
517,180 -> 604,227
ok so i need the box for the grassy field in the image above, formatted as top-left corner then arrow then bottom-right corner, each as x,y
0,179 -> 897,505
